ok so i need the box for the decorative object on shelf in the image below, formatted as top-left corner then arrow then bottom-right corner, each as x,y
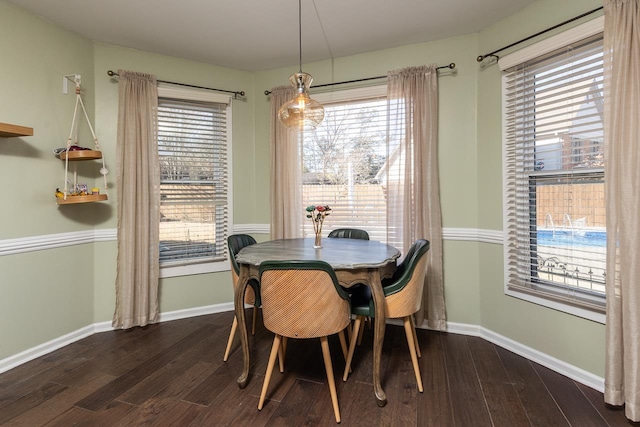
278,0 -> 324,129
306,205 -> 331,248
56,74 -> 109,205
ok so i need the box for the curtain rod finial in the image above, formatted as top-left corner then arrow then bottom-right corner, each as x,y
476,55 -> 485,62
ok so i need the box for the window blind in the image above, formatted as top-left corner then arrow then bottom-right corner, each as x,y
301,91 -> 391,242
503,33 -> 606,310
158,97 -> 228,265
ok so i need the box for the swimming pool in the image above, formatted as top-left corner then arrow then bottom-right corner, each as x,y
537,229 -> 606,247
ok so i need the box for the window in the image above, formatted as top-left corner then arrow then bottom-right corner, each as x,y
157,85 -> 232,277
300,86 -> 391,243
502,18 -> 606,321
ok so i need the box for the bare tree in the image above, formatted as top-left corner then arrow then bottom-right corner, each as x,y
303,104 -> 385,184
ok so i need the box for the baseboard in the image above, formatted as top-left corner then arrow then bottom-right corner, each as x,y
0,324 -> 96,374
443,321 -> 604,393
0,302 -> 233,375
1,306 -> 604,395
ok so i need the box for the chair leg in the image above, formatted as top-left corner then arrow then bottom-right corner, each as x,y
278,337 -> 286,373
252,306 -> 258,335
223,316 -> 238,362
338,330 -> 348,362
343,316 -> 364,382
258,334 -> 282,410
320,336 -> 341,424
403,317 -> 423,392
337,329 -> 352,374
410,315 -> 421,358
357,318 -> 365,345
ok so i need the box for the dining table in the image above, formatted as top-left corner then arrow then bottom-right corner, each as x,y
234,237 -> 401,407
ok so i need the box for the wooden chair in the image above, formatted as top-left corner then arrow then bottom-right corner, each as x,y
223,234 -> 261,362
343,239 -> 430,393
257,260 -> 351,424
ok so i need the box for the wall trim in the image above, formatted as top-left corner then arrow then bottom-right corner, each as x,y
442,227 -> 503,245
0,230 -> 112,256
1,306 -> 603,394
0,226 -> 503,256
232,224 -> 271,234
444,321 -> 604,392
0,302 -> 234,374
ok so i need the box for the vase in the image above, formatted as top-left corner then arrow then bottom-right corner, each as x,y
314,233 -> 322,249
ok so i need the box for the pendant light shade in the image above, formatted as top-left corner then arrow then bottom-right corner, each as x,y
278,0 -> 324,129
278,72 -> 325,128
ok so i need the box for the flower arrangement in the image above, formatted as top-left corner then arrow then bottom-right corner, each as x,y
306,205 -> 331,248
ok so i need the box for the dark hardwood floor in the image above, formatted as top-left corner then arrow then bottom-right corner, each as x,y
0,311 -> 634,426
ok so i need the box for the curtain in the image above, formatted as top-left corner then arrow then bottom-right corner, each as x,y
603,0 -> 640,421
112,70 -> 160,329
386,65 -> 446,331
269,86 -> 302,239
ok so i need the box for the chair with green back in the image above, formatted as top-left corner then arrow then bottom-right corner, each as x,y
327,228 -> 370,240
257,260 -> 351,424
343,239 -> 430,393
328,228 -> 370,344
223,234 -> 261,362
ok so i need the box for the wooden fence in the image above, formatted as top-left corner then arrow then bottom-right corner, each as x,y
536,183 -> 605,228
302,184 -> 387,240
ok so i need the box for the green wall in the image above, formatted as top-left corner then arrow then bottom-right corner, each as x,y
476,0 -> 605,376
0,0 -> 96,360
0,0 -> 608,380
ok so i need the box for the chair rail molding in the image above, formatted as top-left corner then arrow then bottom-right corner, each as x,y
0,229 -> 117,256
0,226 -> 503,256
442,227 -> 504,244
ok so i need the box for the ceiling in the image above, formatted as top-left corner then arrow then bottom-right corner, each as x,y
7,0 -> 538,72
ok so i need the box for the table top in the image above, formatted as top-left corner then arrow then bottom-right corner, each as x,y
236,238 -> 400,270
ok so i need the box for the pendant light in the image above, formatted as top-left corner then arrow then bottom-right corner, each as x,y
278,0 -> 325,129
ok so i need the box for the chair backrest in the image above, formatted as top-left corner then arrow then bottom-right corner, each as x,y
227,234 -> 257,275
327,228 -> 370,240
383,239 -> 430,318
259,260 -> 351,339
227,234 -> 258,303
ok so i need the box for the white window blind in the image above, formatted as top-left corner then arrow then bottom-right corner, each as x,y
158,96 -> 229,265
301,87 -> 391,242
503,33 -> 606,312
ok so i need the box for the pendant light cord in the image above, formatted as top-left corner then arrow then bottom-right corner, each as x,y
298,0 -> 303,73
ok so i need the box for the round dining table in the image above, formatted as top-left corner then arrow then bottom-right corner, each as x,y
234,237 -> 400,406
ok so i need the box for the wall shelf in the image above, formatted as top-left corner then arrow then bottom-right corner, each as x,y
0,122 -> 34,138
57,194 -> 108,205
59,150 -> 103,161
56,75 -> 109,205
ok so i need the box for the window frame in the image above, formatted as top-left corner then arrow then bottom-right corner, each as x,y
157,84 -> 233,278
500,16 -> 606,324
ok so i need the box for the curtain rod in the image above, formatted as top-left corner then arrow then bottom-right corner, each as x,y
476,6 -> 604,63
106,70 -> 245,98
263,63 -> 456,96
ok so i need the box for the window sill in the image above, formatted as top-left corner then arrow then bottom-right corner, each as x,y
505,288 -> 606,324
160,260 -> 229,278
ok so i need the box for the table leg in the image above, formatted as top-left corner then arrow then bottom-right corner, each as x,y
368,269 -> 387,407
235,266 -> 250,388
